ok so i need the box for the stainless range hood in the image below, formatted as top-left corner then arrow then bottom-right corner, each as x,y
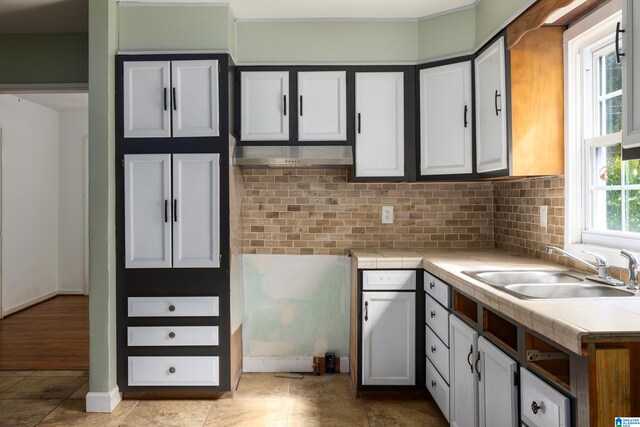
233,145 -> 353,168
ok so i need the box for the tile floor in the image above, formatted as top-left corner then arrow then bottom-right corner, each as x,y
0,371 -> 448,426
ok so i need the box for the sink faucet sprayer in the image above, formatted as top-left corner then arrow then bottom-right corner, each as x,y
546,246 -> 624,286
620,250 -> 640,291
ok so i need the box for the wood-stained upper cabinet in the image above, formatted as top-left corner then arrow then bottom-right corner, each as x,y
241,71 -> 290,141
355,72 -> 405,178
623,0 -> 640,148
123,59 -> 220,139
298,71 -> 347,141
420,61 -> 473,176
475,36 -> 508,174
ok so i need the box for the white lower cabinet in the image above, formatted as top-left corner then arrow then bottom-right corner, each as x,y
520,368 -> 570,427
128,356 -> 219,386
449,314 -> 478,427
362,291 -> 415,386
478,337 -> 518,427
426,358 -> 450,422
127,326 -> 219,347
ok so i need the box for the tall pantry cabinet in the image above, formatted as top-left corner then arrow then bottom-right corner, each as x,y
115,53 -> 233,394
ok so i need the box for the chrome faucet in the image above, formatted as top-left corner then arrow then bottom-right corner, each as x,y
546,246 -> 624,286
621,250 -> 640,291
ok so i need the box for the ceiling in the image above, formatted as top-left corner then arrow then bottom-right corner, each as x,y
13,93 -> 88,112
0,0 -> 478,33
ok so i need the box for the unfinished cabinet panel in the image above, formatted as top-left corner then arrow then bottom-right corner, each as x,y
298,71 -> 347,141
171,60 -> 220,137
123,61 -> 171,138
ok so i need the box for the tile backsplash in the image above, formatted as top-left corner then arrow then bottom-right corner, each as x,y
241,168 -> 494,255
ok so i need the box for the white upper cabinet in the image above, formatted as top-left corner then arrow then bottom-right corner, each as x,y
449,314 -> 479,427
362,291 -> 415,386
478,337 -> 518,427
171,60 -> 220,138
298,71 -> 347,141
241,71 -> 290,141
124,154 -> 172,268
420,61 -> 473,175
475,36 -> 508,173
623,0 -> 640,148
355,72 -> 405,177
123,60 -> 219,138
172,154 -> 220,268
123,61 -> 172,138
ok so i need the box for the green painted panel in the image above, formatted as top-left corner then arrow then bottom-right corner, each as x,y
118,4 -> 230,51
228,10 -> 237,58
418,8 -> 475,62
237,20 -> 418,63
475,0 -> 533,45
0,34 -> 87,84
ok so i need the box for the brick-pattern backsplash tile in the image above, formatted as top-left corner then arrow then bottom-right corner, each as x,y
241,168 -> 495,255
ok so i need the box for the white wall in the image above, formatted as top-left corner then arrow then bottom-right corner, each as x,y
58,111 -> 88,294
0,95 -> 60,315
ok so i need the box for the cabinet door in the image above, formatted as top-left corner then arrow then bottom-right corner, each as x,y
355,72 -> 405,177
478,337 -> 517,427
124,154 -> 172,268
298,71 -> 347,141
420,62 -> 473,175
241,71 -> 289,141
123,61 -> 171,138
475,37 -> 508,173
172,154 -> 220,268
623,0 -> 640,148
171,60 -> 220,137
362,291 -> 415,386
449,314 -> 478,427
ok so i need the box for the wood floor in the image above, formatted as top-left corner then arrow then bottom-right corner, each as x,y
0,296 -> 89,370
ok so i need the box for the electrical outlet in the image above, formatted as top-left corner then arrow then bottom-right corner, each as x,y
540,205 -> 548,228
382,206 -> 394,224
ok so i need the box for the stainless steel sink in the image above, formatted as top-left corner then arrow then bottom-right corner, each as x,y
463,270 -> 636,299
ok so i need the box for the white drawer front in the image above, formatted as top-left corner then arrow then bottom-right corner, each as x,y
128,356 -> 219,386
426,358 -> 450,422
424,271 -> 450,308
426,326 -> 449,384
128,297 -> 219,317
520,368 -> 570,427
127,326 -> 219,347
426,295 -> 449,346
363,270 -> 416,291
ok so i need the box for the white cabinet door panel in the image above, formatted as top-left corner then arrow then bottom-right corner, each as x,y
241,71 -> 289,141
475,37 -> 508,173
426,358 -> 450,422
420,62 -> 473,175
124,154 -> 172,268
355,72 -> 405,177
521,368 -> 570,427
171,60 -> 219,137
623,0 -> 640,148
128,296 -> 219,317
128,356 -> 219,386
298,71 -> 347,141
478,337 -> 518,427
362,291 -> 415,386
172,153 -> 220,268
128,326 -> 219,347
450,314 -> 479,427
123,61 -> 171,138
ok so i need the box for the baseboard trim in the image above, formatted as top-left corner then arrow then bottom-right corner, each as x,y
2,290 -> 58,317
243,356 -> 350,373
57,290 -> 86,295
86,386 -> 122,413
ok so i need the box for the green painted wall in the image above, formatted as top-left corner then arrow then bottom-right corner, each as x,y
236,20 -> 419,63
88,0 -> 118,394
418,7 -> 476,62
118,4 -> 231,51
0,34 -> 87,85
475,0 -> 534,45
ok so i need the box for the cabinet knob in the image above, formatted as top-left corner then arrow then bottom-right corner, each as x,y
431,380 -> 436,388
168,332 -> 176,339
429,281 -> 435,289
431,345 -> 436,353
168,305 -> 176,312
531,401 -> 542,415
430,310 -> 436,318
169,367 -> 176,374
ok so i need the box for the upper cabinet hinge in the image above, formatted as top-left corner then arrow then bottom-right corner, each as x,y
121,159 -> 124,168
514,371 -> 519,387
218,64 -> 221,74
219,254 -> 222,263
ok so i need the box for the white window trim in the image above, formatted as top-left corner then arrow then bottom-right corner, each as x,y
564,0 -> 640,268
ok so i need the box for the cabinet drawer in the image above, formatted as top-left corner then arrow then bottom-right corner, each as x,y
426,295 -> 449,345
127,326 -> 219,347
128,356 -> 219,386
520,368 -> 570,427
128,297 -> 219,317
363,270 -> 416,291
426,326 -> 449,384
426,358 -> 450,422
424,271 -> 450,307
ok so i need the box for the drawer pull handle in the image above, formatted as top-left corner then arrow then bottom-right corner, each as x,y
531,401 -> 543,415
431,345 -> 436,353
429,281 -> 435,289
168,332 -> 176,339
467,345 -> 474,373
364,301 -> 369,322
475,352 -> 481,382
431,380 -> 436,388
168,305 -> 176,312
169,367 -> 176,374
430,310 -> 436,318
